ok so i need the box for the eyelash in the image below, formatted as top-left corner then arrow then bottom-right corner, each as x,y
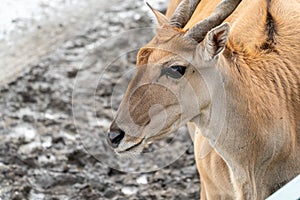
161,65 -> 186,79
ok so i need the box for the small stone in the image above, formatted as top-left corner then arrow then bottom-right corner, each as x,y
121,186 -> 138,195
153,171 -> 164,182
18,142 -> 42,155
38,83 -> 51,93
186,145 -> 194,155
67,69 -> 78,78
181,166 -> 197,177
11,125 -> 37,142
0,162 -> 9,171
22,115 -> 35,123
133,14 -> 141,21
42,136 -> 52,148
12,191 -> 22,200
37,154 -> 56,165
136,175 -> 148,185
103,189 -> 117,198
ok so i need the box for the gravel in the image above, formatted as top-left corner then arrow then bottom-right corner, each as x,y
0,0 -> 200,199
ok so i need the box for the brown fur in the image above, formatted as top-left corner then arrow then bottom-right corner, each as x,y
110,0 -> 300,199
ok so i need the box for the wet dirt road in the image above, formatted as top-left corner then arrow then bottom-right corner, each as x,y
0,0 -> 110,85
0,0 -> 200,199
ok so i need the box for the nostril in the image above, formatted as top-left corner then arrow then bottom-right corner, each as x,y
107,129 -> 125,148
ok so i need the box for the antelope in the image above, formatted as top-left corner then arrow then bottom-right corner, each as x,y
106,0 -> 300,199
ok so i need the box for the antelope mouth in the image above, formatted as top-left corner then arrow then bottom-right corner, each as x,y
114,118 -> 181,155
115,138 -> 145,154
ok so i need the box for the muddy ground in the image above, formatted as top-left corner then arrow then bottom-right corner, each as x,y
0,0 -> 200,199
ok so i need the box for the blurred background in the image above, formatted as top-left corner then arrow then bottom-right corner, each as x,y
0,0 -> 200,199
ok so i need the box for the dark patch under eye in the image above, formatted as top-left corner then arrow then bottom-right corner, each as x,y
161,65 -> 186,79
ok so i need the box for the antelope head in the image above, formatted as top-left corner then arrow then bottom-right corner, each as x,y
107,0 -> 242,156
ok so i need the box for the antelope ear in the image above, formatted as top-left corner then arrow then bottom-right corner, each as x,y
146,2 -> 169,27
204,22 -> 230,60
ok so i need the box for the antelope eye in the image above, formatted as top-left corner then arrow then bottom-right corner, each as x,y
161,65 -> 186,79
